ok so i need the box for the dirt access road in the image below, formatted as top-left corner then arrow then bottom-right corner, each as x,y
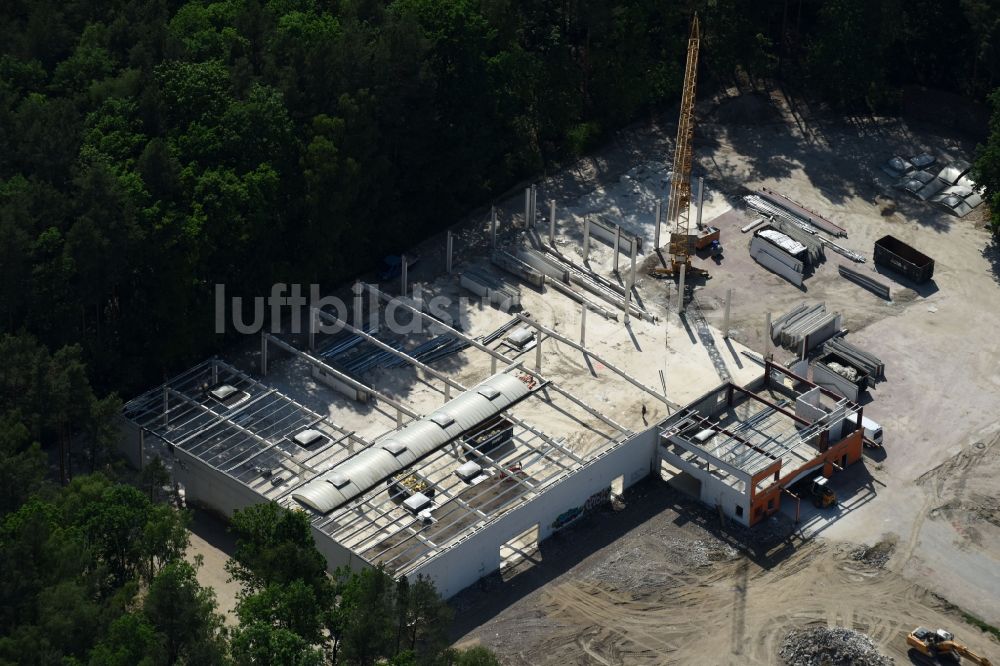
451,87 -> 1000,663
453,481 -> 999,665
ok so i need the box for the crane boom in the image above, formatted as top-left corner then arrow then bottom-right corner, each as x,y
666,15 -> 700,270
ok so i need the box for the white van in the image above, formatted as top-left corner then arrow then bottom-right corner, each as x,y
848,413 -> 883,446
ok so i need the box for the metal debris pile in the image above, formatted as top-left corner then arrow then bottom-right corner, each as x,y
779,627 -> 894,666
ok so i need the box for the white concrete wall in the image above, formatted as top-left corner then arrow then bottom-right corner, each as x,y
172,446 -> 266,517
659,444 -> 750,526
516,249 -> 569,282
311,525 -> 372,575
410,427 -> 658,598
590,218 -> 641,255
119,421 -> 144,469
311,365 -> 370,403
811,363 -> 860,401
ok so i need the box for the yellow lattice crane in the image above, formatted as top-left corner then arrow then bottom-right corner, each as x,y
655,15 -> 710,280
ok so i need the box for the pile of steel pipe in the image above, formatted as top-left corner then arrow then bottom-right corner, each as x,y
317,325 -> 374,359
340,339 -> 405,374
481,317 -> 521,345
745,195 -> 865,263
383,335 -> 470,369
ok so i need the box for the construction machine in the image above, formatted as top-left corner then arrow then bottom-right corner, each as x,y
810,476 -> 836,508
907,627 -> 993,665
651,15 -> 711,281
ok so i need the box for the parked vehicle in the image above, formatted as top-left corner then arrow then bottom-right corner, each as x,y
847,413 -> 883,447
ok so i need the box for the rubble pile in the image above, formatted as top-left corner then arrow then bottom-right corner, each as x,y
850,540 -> 896,569
779,627 -> 894,666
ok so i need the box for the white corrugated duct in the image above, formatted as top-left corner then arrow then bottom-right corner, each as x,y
292,373 -> 530,514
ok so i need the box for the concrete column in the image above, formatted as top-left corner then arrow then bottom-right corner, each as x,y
654,200 -> 662,249
491,354 -> 497,374
445,381 -> 451,401
583,217 -> 591,261
696,176 -> 705,228
138,428 -> 145,468
261,332 -> 268,376
549,200 -> 556,246
308,307 -> 316,351
677,263 -> 686,314
490,206 -> 497,247
535,331 -> 542,372
629,237 -> 638,287
613,225 -> 621,274
396,408 -> 403,428
446,231 -> 454,274
765,312 -> 772,357
580,304 -> 587,345
624,279 -> 632,325
723,289 -> 732,339
353,281 -> 363,328
524,188 -> 531,228
162,385 -> 169,426
531,185 -> 538,227
400,253 -> 408,296
211,359 -> 218,385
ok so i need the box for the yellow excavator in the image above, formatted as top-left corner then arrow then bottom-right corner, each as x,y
907,627 -> 993,665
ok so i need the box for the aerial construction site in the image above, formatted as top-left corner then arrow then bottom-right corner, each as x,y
121,16 -> 1000,666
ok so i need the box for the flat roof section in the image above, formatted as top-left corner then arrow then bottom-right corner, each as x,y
123,359 -> 364,503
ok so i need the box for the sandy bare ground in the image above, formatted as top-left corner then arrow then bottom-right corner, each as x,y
453,481 -> 999,665
447,86 -> 1000,663
188,84 -> 1000,663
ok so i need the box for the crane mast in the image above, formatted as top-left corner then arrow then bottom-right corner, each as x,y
666,15 -> 700,272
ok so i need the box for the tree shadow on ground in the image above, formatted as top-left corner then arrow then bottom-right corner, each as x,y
982,238 -> 1000,286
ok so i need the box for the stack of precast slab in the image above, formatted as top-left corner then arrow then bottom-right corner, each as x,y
823,338 -> 884,387
770,302 -> 843,353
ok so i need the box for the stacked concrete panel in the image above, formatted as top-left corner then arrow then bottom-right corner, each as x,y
824,338 -> 884,386
770,303 -> 843,352
461,266 -> 522,310
749,229 -> 805,286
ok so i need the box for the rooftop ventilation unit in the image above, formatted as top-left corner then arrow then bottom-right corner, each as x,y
455,461 -> 483,483
382,441 -> 407,456
506,326 -> 534,350
292,429 -> 326,448
208,384 -> 249,408
209,384 -> 238,401
429,412 -> 455,428
326,472 -> 350,489
403,492 -> 432,514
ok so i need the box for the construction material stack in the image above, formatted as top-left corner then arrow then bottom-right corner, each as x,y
823,338 -> 884,386
770,303 -> 843,353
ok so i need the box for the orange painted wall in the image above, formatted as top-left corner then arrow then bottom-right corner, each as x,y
748,429 -> 863,526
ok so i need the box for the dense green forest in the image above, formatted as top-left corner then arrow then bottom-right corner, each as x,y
1,0 -> 999,395
0,478 -> 497,664
2,0 -> 1000,663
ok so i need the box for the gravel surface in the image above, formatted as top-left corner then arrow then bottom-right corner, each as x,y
779,627 -> 894,666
